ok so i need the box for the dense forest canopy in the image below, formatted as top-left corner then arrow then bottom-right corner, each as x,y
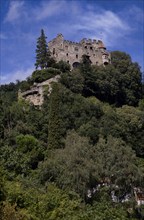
0,30 -> 144,219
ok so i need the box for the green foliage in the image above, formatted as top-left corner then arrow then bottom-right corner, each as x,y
0,201 -> 29,220
19,80 -> 32,92
0,167 -> 6,203
16,134 -> 39,153
80,54 -> 92,69
1,134 -> 44,177
138,99 -> 144,111
3,180 -> 82,220
31,68 -> 61,83
111,51 -> 142,105
79,51 -> 142,106
78,200 -> 134,220
93,136 -> 143,191
53,60 -> 70,73
58,87 -> 103,138
39,131 -> 92,198
78,118 -> 99,145
60,69 -> 84,93
100,105 -> 144,157
0,48 -> 144,219
40,131 -> 143,201
116,106 -> 144,157
111,51 -> 132,70
35,29 -> 48,69
48,83 -> 62,149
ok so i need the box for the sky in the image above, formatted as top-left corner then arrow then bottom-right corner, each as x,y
0,0 -> 144,84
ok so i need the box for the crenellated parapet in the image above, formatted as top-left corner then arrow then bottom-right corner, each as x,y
48,34 -> 111,68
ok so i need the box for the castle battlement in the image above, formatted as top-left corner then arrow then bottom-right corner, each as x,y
48,34 -> 111,68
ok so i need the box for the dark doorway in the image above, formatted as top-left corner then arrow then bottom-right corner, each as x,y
72,62 -> 80,68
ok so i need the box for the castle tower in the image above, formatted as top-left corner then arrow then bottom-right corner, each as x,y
48,34 -> 111,68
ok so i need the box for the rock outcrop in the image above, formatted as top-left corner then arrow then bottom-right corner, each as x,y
18,75 -> 60,106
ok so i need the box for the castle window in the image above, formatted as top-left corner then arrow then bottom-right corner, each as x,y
96,61 -> 99,65
90,47 -> 93,50
76,54 -> 78,59
93,54 -> 95,57
85,46 -> 87,49
66,53 -> 68,56
65,45 -> 68,50
67,60 -> 69,63
75,47 -> 78,51
53,48 -> 55,55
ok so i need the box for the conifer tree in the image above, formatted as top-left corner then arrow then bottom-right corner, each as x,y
35,29 -> 48,69
48,83 -> 61,149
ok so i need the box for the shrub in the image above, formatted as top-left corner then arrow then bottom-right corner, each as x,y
31,68 -> 61,83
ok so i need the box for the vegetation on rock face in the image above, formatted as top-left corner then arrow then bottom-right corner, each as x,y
31,68 -> 61,83
0,30 -> 144,219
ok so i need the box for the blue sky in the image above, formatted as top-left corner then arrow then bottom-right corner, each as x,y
0,0 -> 144,84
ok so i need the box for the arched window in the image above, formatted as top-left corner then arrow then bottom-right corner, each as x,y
65,45 -> 68,50
53,48 -> 55,55
72,62 -> 80,68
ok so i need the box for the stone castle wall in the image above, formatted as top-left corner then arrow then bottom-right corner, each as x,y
19,34 -> 111,106
48,34 -> 111,68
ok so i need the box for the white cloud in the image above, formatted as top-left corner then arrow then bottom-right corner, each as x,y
71,10 -> 131,47
4,1 -> 24,23
35,1 -> 132,48
126,5 -> 143,23
34,0 -> 66,20
1,67 -> 34,84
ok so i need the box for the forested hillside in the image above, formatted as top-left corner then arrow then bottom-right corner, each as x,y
0,49 -> 144,219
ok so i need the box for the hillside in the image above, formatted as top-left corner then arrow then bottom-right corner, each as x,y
0,51 -> 144,219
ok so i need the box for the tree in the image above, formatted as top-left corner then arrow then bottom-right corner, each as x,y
53,60 -> 70,73
116,105 -> 144,157
0,166 -> 5,203
80,51 -> 142,106
48,83 -> 62,149
79,55 -> 94,97
35,29 -> 48,70
60,69 -> 84,93
40,131 -> 143,200
93,136 -> 143,192
111,51 -> 142,106
40,131 -> 93,197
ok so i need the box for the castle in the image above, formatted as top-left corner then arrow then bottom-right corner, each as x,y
48,34 -> 111,68
19,34 -> 111,106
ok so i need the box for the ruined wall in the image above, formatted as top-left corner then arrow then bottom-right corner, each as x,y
48,34 -> 111,68
19,75 -> 60,106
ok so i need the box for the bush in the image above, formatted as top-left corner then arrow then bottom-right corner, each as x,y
31,68 -> 61,83
19,80 -> 32,92
53,60 -> 70,73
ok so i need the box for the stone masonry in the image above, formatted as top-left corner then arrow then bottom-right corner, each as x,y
48,34 -> 111,68
18,75 -> 60,106
19,34 -> 111,106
